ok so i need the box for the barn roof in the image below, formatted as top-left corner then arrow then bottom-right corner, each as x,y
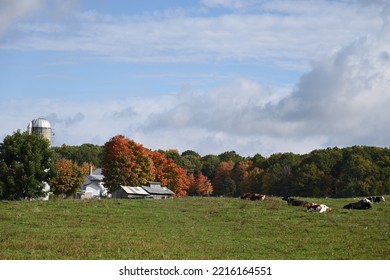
120,186 -> 150,196
141,185 -> 174,195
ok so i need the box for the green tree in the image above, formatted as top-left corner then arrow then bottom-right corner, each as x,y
262,152 -> 300,196
52,144 -> 103,166
218,151 -> 243,164
180,152 -> 202,174
201,154 -> 220,181
292,163 -> 323,197
162,149 -> 183,166
0,130 -> 56,200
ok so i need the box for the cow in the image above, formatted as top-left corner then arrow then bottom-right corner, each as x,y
365,196 -> 385,203
359,198 -> 372,204
241,192 -> 266,201
303,202 -> 332,213
282,196 -> 307,206
343,201 -> 372,209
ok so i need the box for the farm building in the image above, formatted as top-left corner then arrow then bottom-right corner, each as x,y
80,167 -> 108,198
141,182 -> 175,199
111,185 -> 152,199
111,182 -> 174,199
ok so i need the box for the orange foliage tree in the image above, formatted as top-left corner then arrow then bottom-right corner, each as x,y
149,150 -> 189,197
212,161 -> 236,196
50,159 -> 85,196
103,135 -> 189,197
102,135 -> 153,192
188,171 -> 213,196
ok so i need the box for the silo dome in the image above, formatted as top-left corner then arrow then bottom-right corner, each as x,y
27,117 -> 53,146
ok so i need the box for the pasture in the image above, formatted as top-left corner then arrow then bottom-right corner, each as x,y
0,196 -> 389,260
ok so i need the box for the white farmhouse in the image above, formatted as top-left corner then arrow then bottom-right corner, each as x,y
80,168 -> 108,198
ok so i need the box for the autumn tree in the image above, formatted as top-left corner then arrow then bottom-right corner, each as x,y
240,167 -> 263,194
232,160 -> 252,194
0,130 -> 56,200
188,171 -> 213,196
50,159 -> 85,196
102,135 -> 153,192
149,150 -> 170,186
212,161 -> 236,196
149,150 -> 189,197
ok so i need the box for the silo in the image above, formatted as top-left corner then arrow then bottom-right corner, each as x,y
27,117 -> 53,146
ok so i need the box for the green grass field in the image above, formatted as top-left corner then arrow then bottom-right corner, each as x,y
0,196 -> 389,260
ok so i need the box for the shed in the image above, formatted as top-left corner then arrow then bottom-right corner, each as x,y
141,182 -> 174,199
111,185 -> 152,199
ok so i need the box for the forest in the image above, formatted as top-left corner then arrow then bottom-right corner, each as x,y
1,131 -> 389,199
51,136 -> 390,198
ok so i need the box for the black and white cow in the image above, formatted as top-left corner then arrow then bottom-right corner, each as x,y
282,196 -> 307,206
365,196 -> 385,203
343,201 -> 372,210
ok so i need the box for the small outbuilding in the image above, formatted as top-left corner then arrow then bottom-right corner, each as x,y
110,182 -> 175,199
111,185 -> 152,199
141,182 -> 175,199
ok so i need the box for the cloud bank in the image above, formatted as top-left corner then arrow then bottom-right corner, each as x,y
1,1 -> 390,157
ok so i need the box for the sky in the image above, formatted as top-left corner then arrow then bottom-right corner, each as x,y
1,0 -> 389,157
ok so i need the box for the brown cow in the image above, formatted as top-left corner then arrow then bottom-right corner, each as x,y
303,202 -> 332,213
241,192 -> 266,201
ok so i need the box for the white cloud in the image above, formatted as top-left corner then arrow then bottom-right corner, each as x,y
1,1 -> 382,70
200,0 -> 259,10
0,0 -> 44,35
2,1 -> 390,157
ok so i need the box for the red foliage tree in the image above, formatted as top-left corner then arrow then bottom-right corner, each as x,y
149,150 -> 189,197
212,161 -> 235,196
102,135 -> 153,191
189,171 -> 213,196
50,159 -> 85,196
103,135 -> 189,197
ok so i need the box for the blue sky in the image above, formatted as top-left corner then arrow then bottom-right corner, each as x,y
1,0 -> 389,156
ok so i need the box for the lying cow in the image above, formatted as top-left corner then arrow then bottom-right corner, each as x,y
343,201 -> 372,210
365,196 -> 385,203
303,202 -> 332,213
241,192 -> 266,201
282,196 -> 307,206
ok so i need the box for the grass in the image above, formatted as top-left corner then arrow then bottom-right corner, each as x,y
0,196 -> 389,260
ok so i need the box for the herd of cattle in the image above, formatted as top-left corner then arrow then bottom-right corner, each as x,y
240,192 -> 385,213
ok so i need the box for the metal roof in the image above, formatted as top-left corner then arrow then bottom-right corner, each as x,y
28,117 -> 51,129
120,186 -> 150,196
88,174 -> 104,181
141,185 -> 174,195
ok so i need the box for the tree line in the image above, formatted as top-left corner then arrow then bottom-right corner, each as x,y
1,131 -> 389,200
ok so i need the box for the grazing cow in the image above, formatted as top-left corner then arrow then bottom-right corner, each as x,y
365,196 -> 385,203
241,192 -> 266,201
303,202 -> 332,213
282,196 -> 306,206
343,201 -> 372,210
